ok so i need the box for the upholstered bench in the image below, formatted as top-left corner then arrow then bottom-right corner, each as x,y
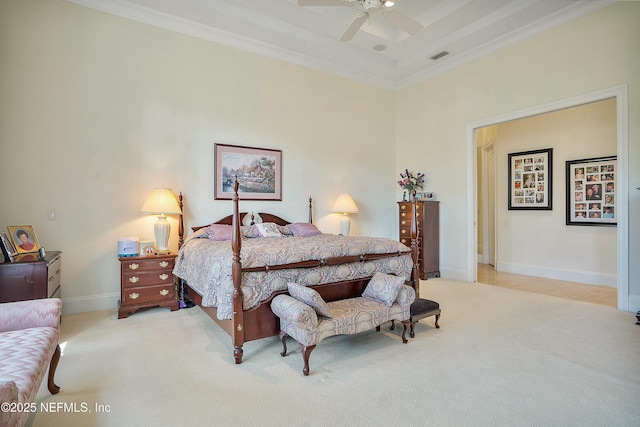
0,298 -> 62,427
271,272 -> 416,375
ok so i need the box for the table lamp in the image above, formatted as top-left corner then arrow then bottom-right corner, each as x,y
332,193 -> 359,236
141,188 -> 182,254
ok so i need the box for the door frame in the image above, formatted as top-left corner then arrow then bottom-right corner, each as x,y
466,84 -> 629,310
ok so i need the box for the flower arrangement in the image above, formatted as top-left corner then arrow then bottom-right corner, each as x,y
397,169 -> 425,194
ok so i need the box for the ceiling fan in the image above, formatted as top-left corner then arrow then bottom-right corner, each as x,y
298,0 -> 423,42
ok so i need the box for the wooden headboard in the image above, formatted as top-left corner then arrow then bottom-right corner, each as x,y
177,190 -> 313,245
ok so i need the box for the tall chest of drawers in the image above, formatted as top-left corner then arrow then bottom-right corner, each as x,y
398,201 -> 440,279
118,252 -> 179,318
0,251 -> 62,303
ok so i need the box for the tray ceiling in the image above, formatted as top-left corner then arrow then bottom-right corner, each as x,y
68,0 -> 617,90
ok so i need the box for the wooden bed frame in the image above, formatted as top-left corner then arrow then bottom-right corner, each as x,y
176,180 -> 421,364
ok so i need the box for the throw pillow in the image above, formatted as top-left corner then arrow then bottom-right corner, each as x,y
240,225 -> 260,239
288,223 -> 322,237
288,282 -> 333,318
255,222 -> 282,238
362,272 -> 405,306
204,224 -> 233,241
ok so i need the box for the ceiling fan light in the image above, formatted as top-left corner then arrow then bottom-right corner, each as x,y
383,1 -> 395,7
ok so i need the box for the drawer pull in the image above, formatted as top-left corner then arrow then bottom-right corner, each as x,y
160,289 -> 169,296
159,261 -> 169,268
49,276 -> 55,282
129,292 -> 139,300
128,276 -> 140,283
159,274 -> 169,280
128,263 -> 139,270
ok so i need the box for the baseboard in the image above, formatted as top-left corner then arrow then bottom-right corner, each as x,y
496,261 -> 617,287
61,293 -> 120,315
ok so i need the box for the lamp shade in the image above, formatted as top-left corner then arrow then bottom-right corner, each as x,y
332,194 -> 359,214
141,188 -> 182,215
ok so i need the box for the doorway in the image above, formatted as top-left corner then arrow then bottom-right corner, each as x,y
467,85 -> 629,310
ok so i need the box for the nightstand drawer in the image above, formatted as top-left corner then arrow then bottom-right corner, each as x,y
122,270 -> 174,288
121,258 -> 174,272
122,284 -> 175,305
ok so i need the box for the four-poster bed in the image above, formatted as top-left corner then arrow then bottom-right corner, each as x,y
174,181 -> 421,364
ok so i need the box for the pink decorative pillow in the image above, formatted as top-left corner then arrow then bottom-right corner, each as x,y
288,223 -> 321,237
205,224 -> 233,241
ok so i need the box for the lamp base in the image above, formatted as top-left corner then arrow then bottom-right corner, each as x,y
340,216 -> 351,236
154,215 -> 171,254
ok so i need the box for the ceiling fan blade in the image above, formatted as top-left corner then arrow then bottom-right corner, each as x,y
298,0 -> 351,6
339,12 -> 369,41
386,9 -> 423,35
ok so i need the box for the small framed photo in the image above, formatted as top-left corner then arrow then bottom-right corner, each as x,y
508,148 -> 552,210
0,232 -> 17,261
565,156 -> 616,226
214,143 -> 282,200
7,225 -> 41,254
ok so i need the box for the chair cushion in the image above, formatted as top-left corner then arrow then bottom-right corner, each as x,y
288,282 -> 333,318
362,272 -> 405,306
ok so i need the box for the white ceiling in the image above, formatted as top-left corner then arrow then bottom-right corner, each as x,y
68,0 -> 618,90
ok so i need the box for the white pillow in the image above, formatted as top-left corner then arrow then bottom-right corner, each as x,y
255,222 -> 282,237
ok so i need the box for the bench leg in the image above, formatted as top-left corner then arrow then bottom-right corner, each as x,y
279,331 -> 288,357
410,320 -> 416,338
48,344 -> 61,394
300,344 -> 316,376
435,313 -> 440,329
401,320 -> 410,343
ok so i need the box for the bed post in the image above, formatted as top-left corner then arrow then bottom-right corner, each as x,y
410,191 -> 420,297
308,196 -> 313,223
231,177 -> 245,364
178,192 -> 184,249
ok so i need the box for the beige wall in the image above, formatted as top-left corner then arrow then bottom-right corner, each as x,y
495,99 -> 617,285
397,2 -> 639,308
0,0 -> 396,313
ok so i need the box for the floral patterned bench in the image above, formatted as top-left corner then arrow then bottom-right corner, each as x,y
271,273 -> 415,375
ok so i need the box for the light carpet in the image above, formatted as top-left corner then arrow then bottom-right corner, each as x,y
28,279 -> 640,426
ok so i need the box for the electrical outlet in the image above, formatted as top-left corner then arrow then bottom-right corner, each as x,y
47,209 -> 57,220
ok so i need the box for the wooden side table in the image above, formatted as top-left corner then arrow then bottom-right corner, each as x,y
0,251 -> 62,303
118,252 -> 179,319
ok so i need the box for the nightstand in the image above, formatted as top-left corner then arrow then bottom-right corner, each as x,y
118,252 -> 179,319
0,251 -> 62,303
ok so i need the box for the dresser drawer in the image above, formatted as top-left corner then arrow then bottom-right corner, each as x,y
47,257 -> 62,298
121,284 -> 175,305
122,270 -> 174,288
121,257 -> 174,272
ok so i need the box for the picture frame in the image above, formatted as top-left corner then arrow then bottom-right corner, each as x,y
0,232 -> 17,262
7,225 -> 40,254
508,148 -> 553,210
214,143 -> 282,200
565,155 -> 616,226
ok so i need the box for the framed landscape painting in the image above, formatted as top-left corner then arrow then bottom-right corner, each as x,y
214,144 -> 282,200
565,155 -> 616,226
508,148 -> 553,210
